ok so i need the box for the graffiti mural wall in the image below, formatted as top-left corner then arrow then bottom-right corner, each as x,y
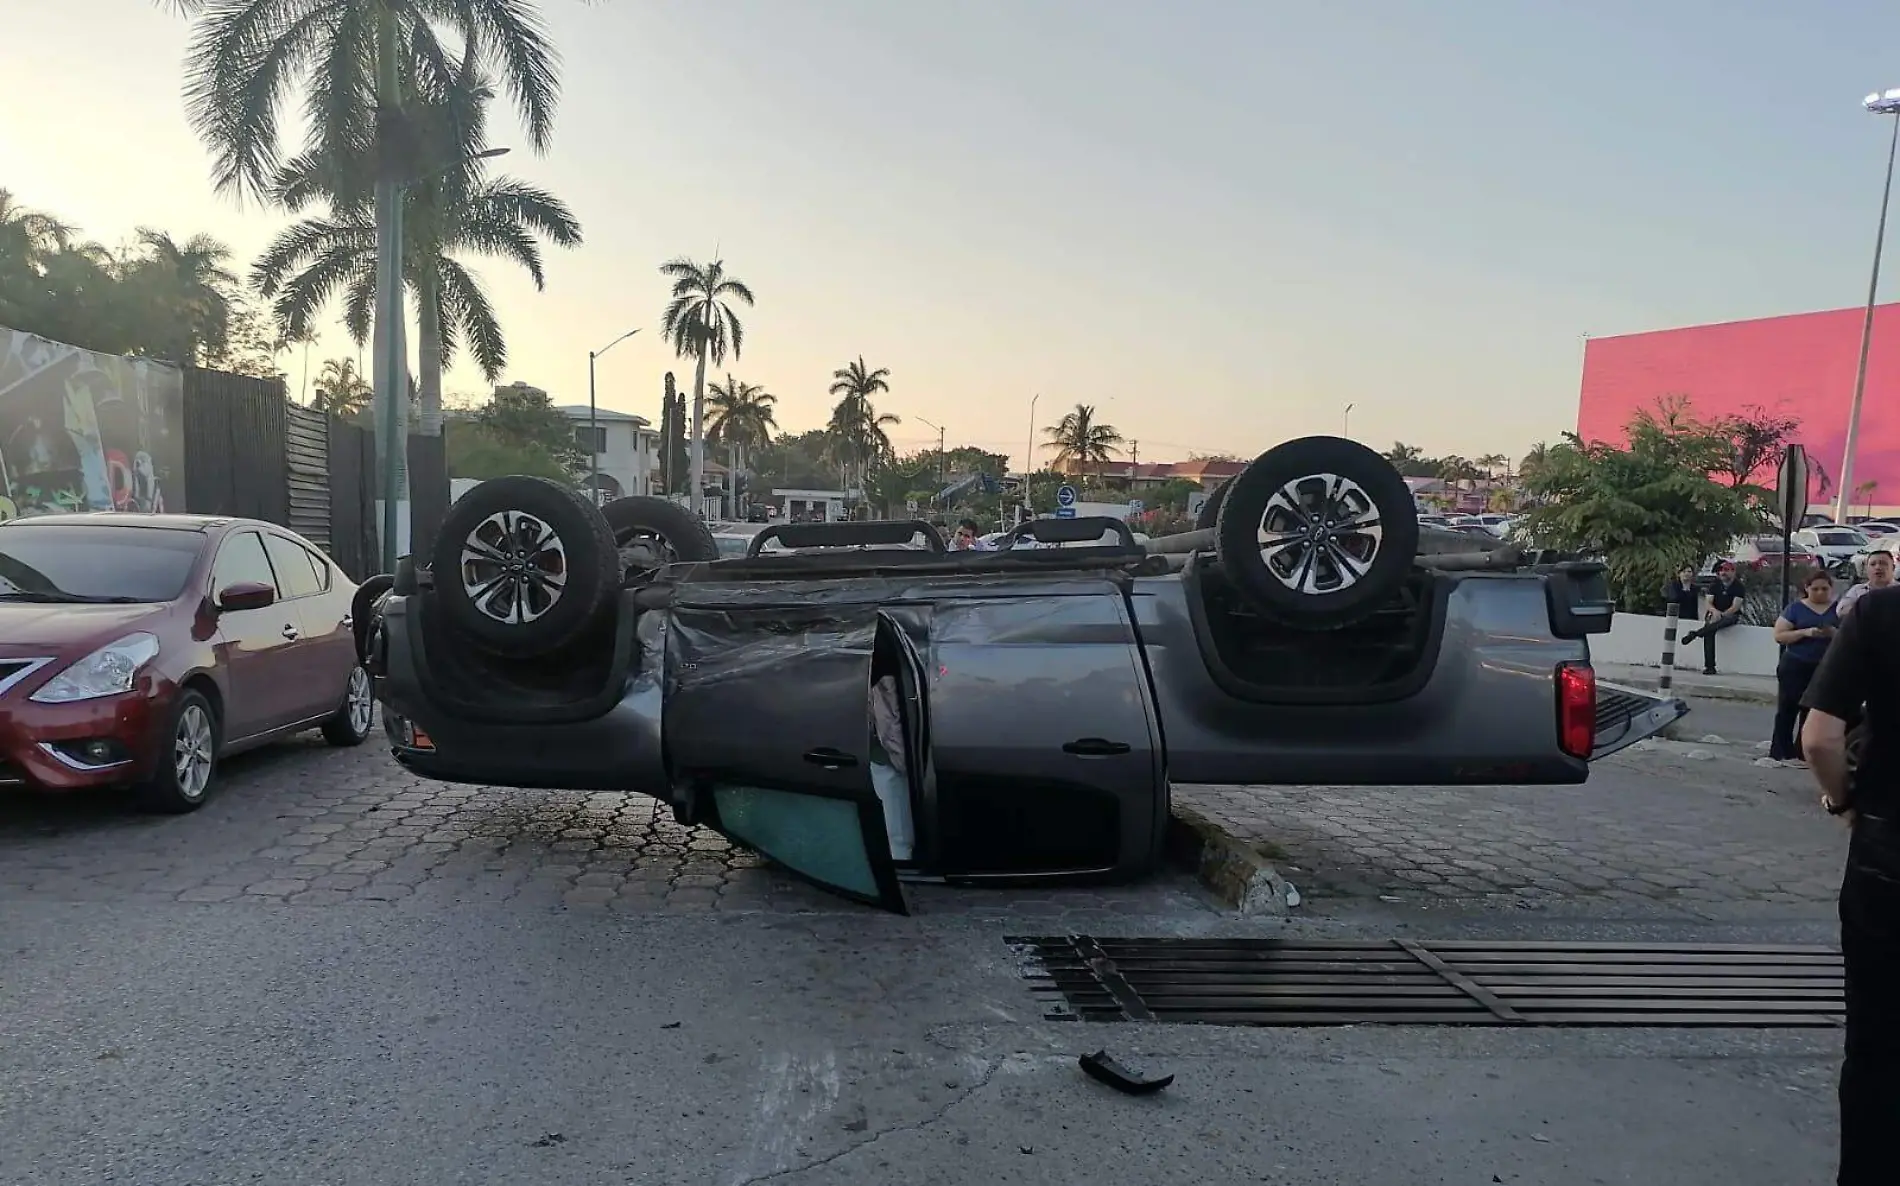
0,328 -> 184,518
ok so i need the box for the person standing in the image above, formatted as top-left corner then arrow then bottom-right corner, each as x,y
1799,584 -> 1900,1185
1770,570 -> 1840,766
1663,564 -> 1701,625
1682,560 -> 1746,674
1839,551 -> 1896,618
950,519 -> 994,551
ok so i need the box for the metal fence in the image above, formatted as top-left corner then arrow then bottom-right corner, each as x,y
179,367 -> 423,582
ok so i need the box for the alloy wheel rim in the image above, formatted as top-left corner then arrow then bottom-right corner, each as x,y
346,667 -> 373,733
1256,471 -> 1384,595
460,510 -> 568,625
174,704 -> 213,800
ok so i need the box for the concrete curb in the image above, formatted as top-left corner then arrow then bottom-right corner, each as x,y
1166,801 -> 1288,915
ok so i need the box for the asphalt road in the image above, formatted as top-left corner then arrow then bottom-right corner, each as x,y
0,695 -> 1846,1185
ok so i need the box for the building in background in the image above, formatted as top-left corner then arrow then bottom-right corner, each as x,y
555,405 -> 657,501
1577,303 -> 1900,517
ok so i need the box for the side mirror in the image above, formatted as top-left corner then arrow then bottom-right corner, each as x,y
216,580 -> 275,612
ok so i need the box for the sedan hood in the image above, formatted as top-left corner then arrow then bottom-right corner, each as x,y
0,600 -> 168,653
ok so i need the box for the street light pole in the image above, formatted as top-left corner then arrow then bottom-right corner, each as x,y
917,417 -> 948,498
1023,393 -> 1040,521
373,145 -> 511,571
587,328 -> 641,504
1837,90 -> 1900,525
1343,402 -> 1355,439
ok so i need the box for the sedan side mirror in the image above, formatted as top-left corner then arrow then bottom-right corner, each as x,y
216,581 -> 276,612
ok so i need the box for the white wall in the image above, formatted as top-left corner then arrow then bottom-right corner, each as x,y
1590,611 -> 1782,677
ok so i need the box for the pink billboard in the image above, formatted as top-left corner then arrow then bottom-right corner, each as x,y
1576,303 -> 1900,512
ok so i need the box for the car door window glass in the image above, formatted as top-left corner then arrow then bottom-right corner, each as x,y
211,532 -> 278,598
300,544 -> 333,592
263,534 -> 322,599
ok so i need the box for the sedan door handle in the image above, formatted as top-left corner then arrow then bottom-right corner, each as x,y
281,624 -> 300,641
803,747 -> 859,770
1064,738 -> 1131,757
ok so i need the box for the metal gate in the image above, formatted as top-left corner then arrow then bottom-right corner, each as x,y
1012,937 -> 1844,1028
284,403 -> 330,551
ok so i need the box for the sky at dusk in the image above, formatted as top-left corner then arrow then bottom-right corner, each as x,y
6,0 -> 1900,472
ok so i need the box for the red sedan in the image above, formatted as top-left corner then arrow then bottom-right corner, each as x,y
0,513 -> 372,812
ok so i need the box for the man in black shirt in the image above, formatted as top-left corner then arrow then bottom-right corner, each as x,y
1801,585 -> 1900,1184
1681,560 -> 1746,675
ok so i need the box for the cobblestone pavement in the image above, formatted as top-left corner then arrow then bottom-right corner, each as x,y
1174,732 -> 1846,920
0,728 -> 1206,920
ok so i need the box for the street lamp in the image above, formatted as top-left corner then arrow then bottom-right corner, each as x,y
588,329 -> 641,504
1023,393 -> 1040,518
1835,90 -> 1900,525
1343,402 -> 1355,439
917,416 -> 948,497
374,146 -> 511,570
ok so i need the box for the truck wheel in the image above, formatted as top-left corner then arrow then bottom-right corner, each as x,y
1215,436 -> 1419,630
602,496 -> 720,579
431,476 -> 619,657
1195,479 -> 1230,531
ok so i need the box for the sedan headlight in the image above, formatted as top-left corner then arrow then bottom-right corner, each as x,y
30,633 -> 161,704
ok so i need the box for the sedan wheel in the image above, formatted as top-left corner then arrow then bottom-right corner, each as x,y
322,664 -> 377,747
175,703 -> 214,800
135,688 -> 219,814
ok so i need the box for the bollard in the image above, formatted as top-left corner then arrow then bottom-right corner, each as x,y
1659,602 -> 1679,693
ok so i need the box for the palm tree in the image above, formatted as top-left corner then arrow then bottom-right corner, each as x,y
1042,403 -> 1123,473
312,358 -> 372,418
705,374 -> 779,478
0,189 -> 76,327
182,0 -> 562,463
825,358 -> 898,490
125,229 -> 238,366
659,257 -> 756,506
252,164 -> 581,424
1475,452 -> 1510,479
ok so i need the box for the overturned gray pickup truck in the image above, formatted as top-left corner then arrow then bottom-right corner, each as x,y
357,435 -> 1685,912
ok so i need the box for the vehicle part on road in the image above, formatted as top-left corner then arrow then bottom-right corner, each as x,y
1194,478 -> 1230,531
1078,1049 -> 1175,1095
746,519 -> 946,556
1214,437 -> 1420,630
1004,515 -> 1139,552
432,476 -> 619,657
602,494 -> 719,578
321,664 -> 376,746
1013,937 -> 1844,1027
136,689 -> 219,813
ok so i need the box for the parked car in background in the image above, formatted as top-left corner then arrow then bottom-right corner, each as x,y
1727,535 -> 1825,576
1853,534 -> 1900,578
0,514 -> 372,813
1794,526 -> 1870,579
1855,520 -> 1899,537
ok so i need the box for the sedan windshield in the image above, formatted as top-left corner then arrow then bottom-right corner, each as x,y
0,525 -> 203,603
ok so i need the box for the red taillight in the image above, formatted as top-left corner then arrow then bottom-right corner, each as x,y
1557,662 -> 1596,760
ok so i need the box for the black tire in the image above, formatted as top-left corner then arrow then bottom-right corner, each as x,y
1195,479 -> 1230,531
1214,436 -> 1419,631
134,689 -> 219,814
601,495 -> 719,579
321,663 -> 376,747
431,475 -> 619,657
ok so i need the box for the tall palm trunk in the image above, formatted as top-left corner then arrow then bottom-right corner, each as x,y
688,345 -> 707,511
370,6 -> 408,554
415,271 -> 444,437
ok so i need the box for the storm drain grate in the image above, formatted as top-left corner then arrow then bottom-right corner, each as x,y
1007,937 -> 1844,1028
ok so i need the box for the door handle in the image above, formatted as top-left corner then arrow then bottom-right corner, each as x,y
803,747 -> 859,770
281,624 -> 300,641
1064,738 -> 1131,757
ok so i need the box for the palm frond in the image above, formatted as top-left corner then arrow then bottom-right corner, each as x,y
437,256 -> 506,380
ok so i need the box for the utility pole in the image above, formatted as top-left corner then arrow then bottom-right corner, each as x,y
1129,440 -> 1139,483
918,417 -> 948,499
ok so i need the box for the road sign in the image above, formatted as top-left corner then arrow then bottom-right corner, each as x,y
1777,445 -> 1810,527
1055,506 -> 1077,519
905,499 -> 918,515
1187,492 -> 1209,520
1056,484 -> 1077,508
1128,499 -> 1144,513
